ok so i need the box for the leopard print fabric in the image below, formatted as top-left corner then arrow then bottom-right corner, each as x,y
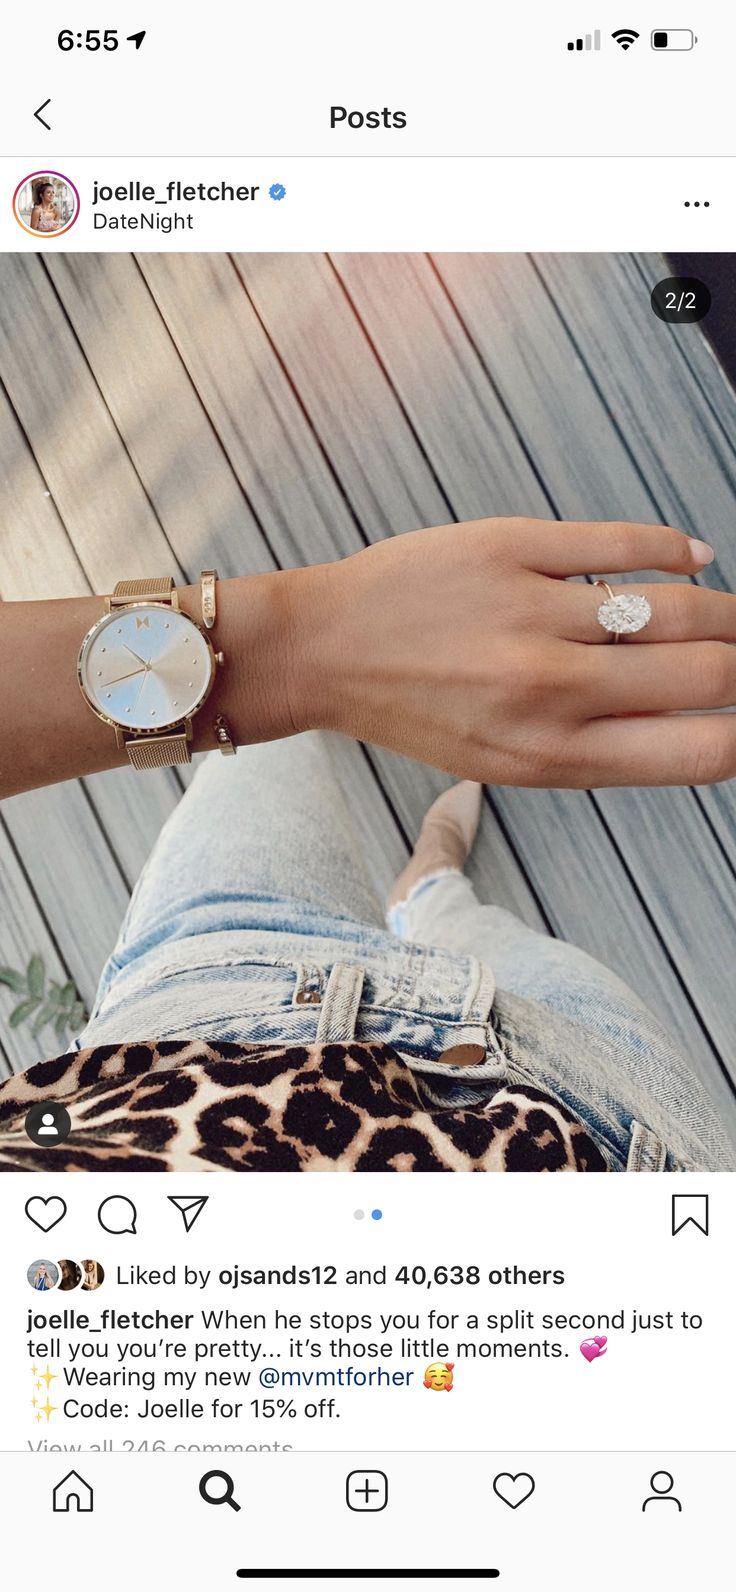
0,1039 -> 608,1172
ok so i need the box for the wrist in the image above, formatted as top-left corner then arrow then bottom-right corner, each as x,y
178,565 -> 334,750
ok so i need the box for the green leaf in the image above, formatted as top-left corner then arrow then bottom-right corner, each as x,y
10,997 -> 41,1028
26,955 -> 45,1000
0,966 -> 26,994
59,981 -> 77,1011
31,1002 -> 57,1037
70,1002 -> 86,1031
53,1012 -> 69,1041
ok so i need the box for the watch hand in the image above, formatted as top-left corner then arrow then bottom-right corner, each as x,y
124,644 -> 151,669
104,665 -> 146,687
132,669 -> 149,716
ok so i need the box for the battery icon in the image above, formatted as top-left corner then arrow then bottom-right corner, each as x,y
651,29 -> 697,49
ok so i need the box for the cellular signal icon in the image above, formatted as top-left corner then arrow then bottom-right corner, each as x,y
567,30 -> 601,51
612,28 -> 640,49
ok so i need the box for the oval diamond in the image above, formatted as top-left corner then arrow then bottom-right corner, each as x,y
597,593 -> 652,635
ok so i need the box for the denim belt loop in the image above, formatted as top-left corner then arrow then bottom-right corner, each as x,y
626,1119 -> 667,1172
316,963 -> 365,1042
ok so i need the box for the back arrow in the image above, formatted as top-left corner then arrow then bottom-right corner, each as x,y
34,99 -> 51,131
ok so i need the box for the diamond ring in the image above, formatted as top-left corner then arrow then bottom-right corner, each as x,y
594,580 -> 652,642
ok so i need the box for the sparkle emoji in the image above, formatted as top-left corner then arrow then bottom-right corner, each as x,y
424,1361 -> 454,1392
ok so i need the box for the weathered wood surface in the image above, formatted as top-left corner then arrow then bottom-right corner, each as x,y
0,250 -> 734,1147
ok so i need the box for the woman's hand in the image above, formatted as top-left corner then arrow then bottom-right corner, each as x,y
291,517 -> 736,788
2,518 -> 732,796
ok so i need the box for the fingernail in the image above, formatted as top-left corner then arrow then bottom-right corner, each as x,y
689,538 -> 715,565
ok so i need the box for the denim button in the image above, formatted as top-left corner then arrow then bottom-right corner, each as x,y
437,1043 -> 486,1067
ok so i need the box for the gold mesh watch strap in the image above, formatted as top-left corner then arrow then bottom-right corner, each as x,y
110,577 -> 177,607
125,734 -> 191,770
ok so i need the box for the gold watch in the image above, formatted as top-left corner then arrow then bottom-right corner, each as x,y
77,572 -> 233,769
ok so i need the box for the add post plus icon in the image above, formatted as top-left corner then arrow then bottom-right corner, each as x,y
168,1195 -> 209,1232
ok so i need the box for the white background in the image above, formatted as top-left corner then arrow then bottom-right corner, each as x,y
0,155 -> 730,250
1,1445 -> 732,1589
0,2 -> 730,157
6,1173 -> 732,1454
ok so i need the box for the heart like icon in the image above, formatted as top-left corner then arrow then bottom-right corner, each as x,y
580,1335 -> 608,1363
492,1472 -> 535,1509
25,1195 -> 67,1233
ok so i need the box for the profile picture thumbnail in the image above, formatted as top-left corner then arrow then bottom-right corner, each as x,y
81,1259 -> 104,1292
13,171 -> 80,238
58,1259 -> 83,1292
28,1259 -> 59,1292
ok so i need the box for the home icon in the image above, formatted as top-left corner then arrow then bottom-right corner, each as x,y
52,1470 -> 94,1512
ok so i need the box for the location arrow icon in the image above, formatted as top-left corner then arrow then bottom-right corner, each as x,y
167,1195 -> 209,1232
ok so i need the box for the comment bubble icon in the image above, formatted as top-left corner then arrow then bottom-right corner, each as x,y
98,1195 -> 137,1235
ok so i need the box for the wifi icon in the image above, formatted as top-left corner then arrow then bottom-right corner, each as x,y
612,28 -> 640,50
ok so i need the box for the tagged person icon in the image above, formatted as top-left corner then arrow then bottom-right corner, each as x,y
642,1471 -> 682,1511
24,1101 -> 72,1145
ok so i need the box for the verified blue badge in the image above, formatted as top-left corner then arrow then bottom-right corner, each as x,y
269,182 -> 287,200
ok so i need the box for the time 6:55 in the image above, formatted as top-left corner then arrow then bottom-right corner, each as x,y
58,29 -> 119,50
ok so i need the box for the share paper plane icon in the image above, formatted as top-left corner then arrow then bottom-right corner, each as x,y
167,1195 -> 209,1232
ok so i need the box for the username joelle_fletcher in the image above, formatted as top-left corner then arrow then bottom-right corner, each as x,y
92,179 -> 261,231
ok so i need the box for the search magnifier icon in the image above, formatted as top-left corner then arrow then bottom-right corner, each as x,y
199,1469 -> 241,1512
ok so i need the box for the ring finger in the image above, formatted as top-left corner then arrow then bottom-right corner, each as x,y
557,579 -> 736,645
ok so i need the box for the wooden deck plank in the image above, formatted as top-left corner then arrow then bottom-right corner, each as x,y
231,253 -> 454,535
138,253 -> 358,567
0,786 -> 129,1010
535,253 -> 736,563
0,382 -> 86,599
0,255 -> 184,590
80,769 -> 183,889
636,255 -> 736,469
528,253 -> 736,885
430,253 -> 658,526
43,254 -> 269,583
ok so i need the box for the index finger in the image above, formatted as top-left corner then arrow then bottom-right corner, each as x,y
517,519 -> 715,578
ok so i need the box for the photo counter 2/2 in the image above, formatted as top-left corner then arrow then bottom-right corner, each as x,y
0,249 -> 735,1173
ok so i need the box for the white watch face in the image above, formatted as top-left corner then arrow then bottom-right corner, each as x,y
78,604 -> 214,731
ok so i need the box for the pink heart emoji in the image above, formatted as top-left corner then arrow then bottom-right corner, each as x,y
580,1336 -> 608,1362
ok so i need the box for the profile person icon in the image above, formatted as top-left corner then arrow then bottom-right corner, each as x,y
24,1100 -> 72,1145
642,1471 -> 682,1511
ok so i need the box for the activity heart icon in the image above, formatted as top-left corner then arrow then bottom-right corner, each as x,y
492,1472 -> 535,1509
580,1335 -> 608,1362
25,1195 -> 67,1233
